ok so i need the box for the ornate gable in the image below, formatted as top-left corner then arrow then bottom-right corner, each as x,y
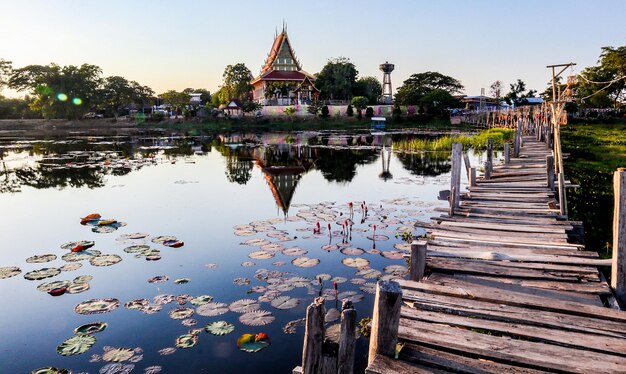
261,29 -> 302,73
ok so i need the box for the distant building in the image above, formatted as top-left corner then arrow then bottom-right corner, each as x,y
251,26 -> 319,106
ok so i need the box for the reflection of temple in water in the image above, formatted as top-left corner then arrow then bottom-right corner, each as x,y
379,146 -> 393,181
253,144 -> 317,215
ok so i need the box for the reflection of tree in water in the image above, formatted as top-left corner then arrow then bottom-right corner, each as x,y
314,148 -> 379,183
15,166 -> 106,190
0,163 -> 21,193
395,151 -> 451,176
226,154 -> 253,185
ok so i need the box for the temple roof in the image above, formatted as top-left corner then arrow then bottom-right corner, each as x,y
261,29 -> 302,73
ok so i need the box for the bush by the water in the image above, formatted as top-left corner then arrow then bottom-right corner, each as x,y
393,128 -> 515,152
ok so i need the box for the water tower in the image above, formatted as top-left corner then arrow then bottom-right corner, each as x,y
379,61 -> 395,104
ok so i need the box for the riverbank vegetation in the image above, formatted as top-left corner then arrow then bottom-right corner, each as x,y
393,128 -> 514,152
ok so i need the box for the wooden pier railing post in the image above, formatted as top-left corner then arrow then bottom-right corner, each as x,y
410,240 -> 427,281
611,168 -> 626,307
469,167 -> 476,187
547,155 -> 555,190
558,172 -> 567,216
302,297 -> 325,374
484,161 -> 491,180
450,143 -> 462,215
463,152 -> 471,180
513,128 -> 520,158
368,281 -> 402,366
337,301 -> 356,374
486,138 -> 493,177
504,143 -> 510,164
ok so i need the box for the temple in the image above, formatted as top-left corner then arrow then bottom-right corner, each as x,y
251,26 -> 319,106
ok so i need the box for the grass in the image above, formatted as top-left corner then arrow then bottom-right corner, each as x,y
393,128 -> 515,152
561,123 -> 626,257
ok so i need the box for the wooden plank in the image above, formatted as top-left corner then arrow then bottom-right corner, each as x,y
368,281 -> 402,365
397,278 -> 626,322
427,225 -> 569,240
366,353 -> 442,374
434,220 -> 568,233
426,238 -> 593,255
401,307 -> 626,356
432,215 -> 568,227
426,247 -> 611,266
402,287 -> 626,338
398,318 -> 626,373
429,230 -> 580,247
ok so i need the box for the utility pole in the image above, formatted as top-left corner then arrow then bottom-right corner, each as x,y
546,62 -> 576,216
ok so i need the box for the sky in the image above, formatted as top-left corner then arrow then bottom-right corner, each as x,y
1,0 -> 625,98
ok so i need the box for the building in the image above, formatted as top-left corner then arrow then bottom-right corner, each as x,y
251,27 -> 319,106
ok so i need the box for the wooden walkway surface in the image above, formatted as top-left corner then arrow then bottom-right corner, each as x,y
367,136 -> 626,373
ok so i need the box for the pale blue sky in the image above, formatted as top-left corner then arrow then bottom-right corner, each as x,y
1,0 -> 625,97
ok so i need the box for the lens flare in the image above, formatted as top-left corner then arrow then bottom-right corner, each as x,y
72,98 -> 83,105
57,93 -> 68,102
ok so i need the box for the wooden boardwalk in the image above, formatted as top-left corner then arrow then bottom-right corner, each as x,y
366,136 -> 626,373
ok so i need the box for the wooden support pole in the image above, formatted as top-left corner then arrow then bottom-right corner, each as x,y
409,240 -> 427,281
337,301 -> 356,374
368,281 -> 402,366
611,168 -> 626,307
513,129 -> 520,158
463,152 -> 471,180
504,143 -> 510,164
302,297 -> 325,374
450,142 -> 462,214
484,161 -> 491,180
486,138 -> 493,175
558,172 -> 567,217
469,167 -> 476,187
547,155 -> 555,190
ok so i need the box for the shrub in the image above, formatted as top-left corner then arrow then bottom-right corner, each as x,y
346,105 -> 354,117
321,105 -> 329,118
365,107 -> 374,118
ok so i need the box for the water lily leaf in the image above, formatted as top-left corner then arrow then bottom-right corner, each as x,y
205,321 -> 235,336
125,299 -> 149,311
169,307 -> 194,320
89,254 -> 122,267
80,213 -> 101,224
60,263 -> 82,272
120,233 -> 149,240
270,296 -> 299,310
253,225 -> 275,232
237,333 -> 271,352
153,294 -> 176,305
350,278 -> 366,285
384,264 -> 408,275
241,238 -> 270,246
282,318 -> 306,334
281,247 -> 307,256
380,251 -> 404,260
338,291 -> 364,304
234,224 -> 255,231
181,319 -> 197,327
356,268 -> 382,279
315,273 -> 332,281
26,254 -> 57,263
75,298 -> 120,315
241,261 -> 256,267
61,250 -> 101,262
340,247 -> 365,256
248,250 -> 274,260
147,275 -> 169,283
151,236 -> 177,244
284,276 -> 310,288
321,244 -> 339,251
325,308 -> 340,323
195,302 -> 229,317
291,257 -> 320,268
204,263 -> 218,269
341,258 -> 369,268
29,367 -> 70,374
60,241 -> 95,251
66,282 -> 90,294
143,366 -> 162,374
189,295 -> 213,306
260,243 -> 284,252
24,267 -> 61,281
393,243 -> 412,252
229,299 -> 260,313
158,347 -> 176,356
92,225 -> 116,234
37,280 -> 71,292
174,278 -> 190,284
367,234 -> 389,241
0,266 -> 21,279
272,261 -> 286,267
102,347 -> 135,362
73,275 -> 93,284
239,310 -> 275,326
74,322 -> 107,334
57,334 -> 96,356
175,334 -> 198,349
234,230 -> 255,236
360,283 -> 377,294
123,245 -> 151,254
233,277 -> 251,286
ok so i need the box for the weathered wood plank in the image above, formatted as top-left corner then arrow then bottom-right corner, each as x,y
612,168 -> 626,306
366,354 -> 442,374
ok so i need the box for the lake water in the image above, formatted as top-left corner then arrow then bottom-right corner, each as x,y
0,129 -> 477,373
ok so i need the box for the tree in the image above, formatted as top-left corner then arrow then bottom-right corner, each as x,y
321,105 -> 329,118
222,63 -> 252,101
0,59 -> 12,90
351,96 -> 368,118
365,106 -> 374,118
183,88 -> 211,104
395,72 -> 464,106
315,57 -> 358,101
354,76 -> 382,105
503,79 -> 537,106
418,89 -> 461,114
346,104 -> 354,117
284,106 -> 296,120
241,100 -> 262,116
160,90 -> 190,117
307,100 -> 323,116
100,76 -> 141,118
576,46 -> 626,108
490,80 -> 503,111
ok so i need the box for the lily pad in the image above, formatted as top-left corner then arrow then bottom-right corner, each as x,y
234,230 -> 255,236
102,347 -> 135,362
73,275 -> 94,284
241,238 -> 270,246
195,302 -> 229,317
60,240 -> 95,251
189,295 -> 213,306
233,277 -> 251,286
151,236 -> 177,244
66,282 -> 90,294
175,334 -> 198,349
205,321 -> 235,336
291,257 -> 320,268
360,283 -> 377,294
260,243 -> 284,252
157,347 -> 176,356
174,278 -> 190,284
125,299 -> 149,311
56,334 -> 96,356
325,308 -> 340,323
74,322 -> 108,335
380,251 -> 404,260
75,298 -> 120,315
168,306 -> 194,319
37,280 -> 71,292
123,245 -> 151,254
321,244 -> 339,251
281,247 -> 307,256
0,266 -> 21,279
154,294 -> 176,305
29,367 -> 70,374
270,296 -> 299,310
147,275 -> 169,283
239,310 -> 275,326
356,268 -> 382,279
229,299 -> 260,313
237,333 -> 271,352
341,258 -> 370,268
26,254 -> 57,263
340,247 -> 365,256
24,267 -> 61,281
61,250 -> 101,262
89,254 -> 122,267
248,250 -> 274,260
60,263 -> 82,272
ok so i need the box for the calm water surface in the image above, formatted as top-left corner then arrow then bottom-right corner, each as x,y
0,130 -> 477,373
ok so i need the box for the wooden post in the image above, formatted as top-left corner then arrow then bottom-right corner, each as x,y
513,129 -> 520,158
469,167 -> 476,187
463,152 -> 471,180
504,143 -> 510,164
612,168 -> 626,306
302,297 -> 325,374
368,281 -> 402,366
547,155 -> 555,190
337,301 -> 356,374
486,138 -> 493,175
558,172 -> 567,216
484,161 -> 491,180
410,240 -> 427,281
450,142 -> 462,214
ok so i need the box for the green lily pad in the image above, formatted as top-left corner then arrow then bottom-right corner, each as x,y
24,267 -> 61,281
0,266 -> 21,279
66,282 -> 90,294
125,299 -> 149,311
123,245 -> 151,254
73,275 -> 93,284
75,298 -> 120,315
189,295 -> 213,306
89,254 -> 122,267
205,321 -> 235,336
37,280 -> 71,292
102,347 -> 135,362
291,257 -> 320,268
74,322 -> 107,334
152,236 -> 177,244
341,257 -> 369,268
61,250 -> 101,262
169,307 -> 194,320
237,333 -> 271,352
175,333 -> 198,349
239,310 -> 275,326
29,367 -> 70,374
147,275 -> 169,283
56,334 -> 96,356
